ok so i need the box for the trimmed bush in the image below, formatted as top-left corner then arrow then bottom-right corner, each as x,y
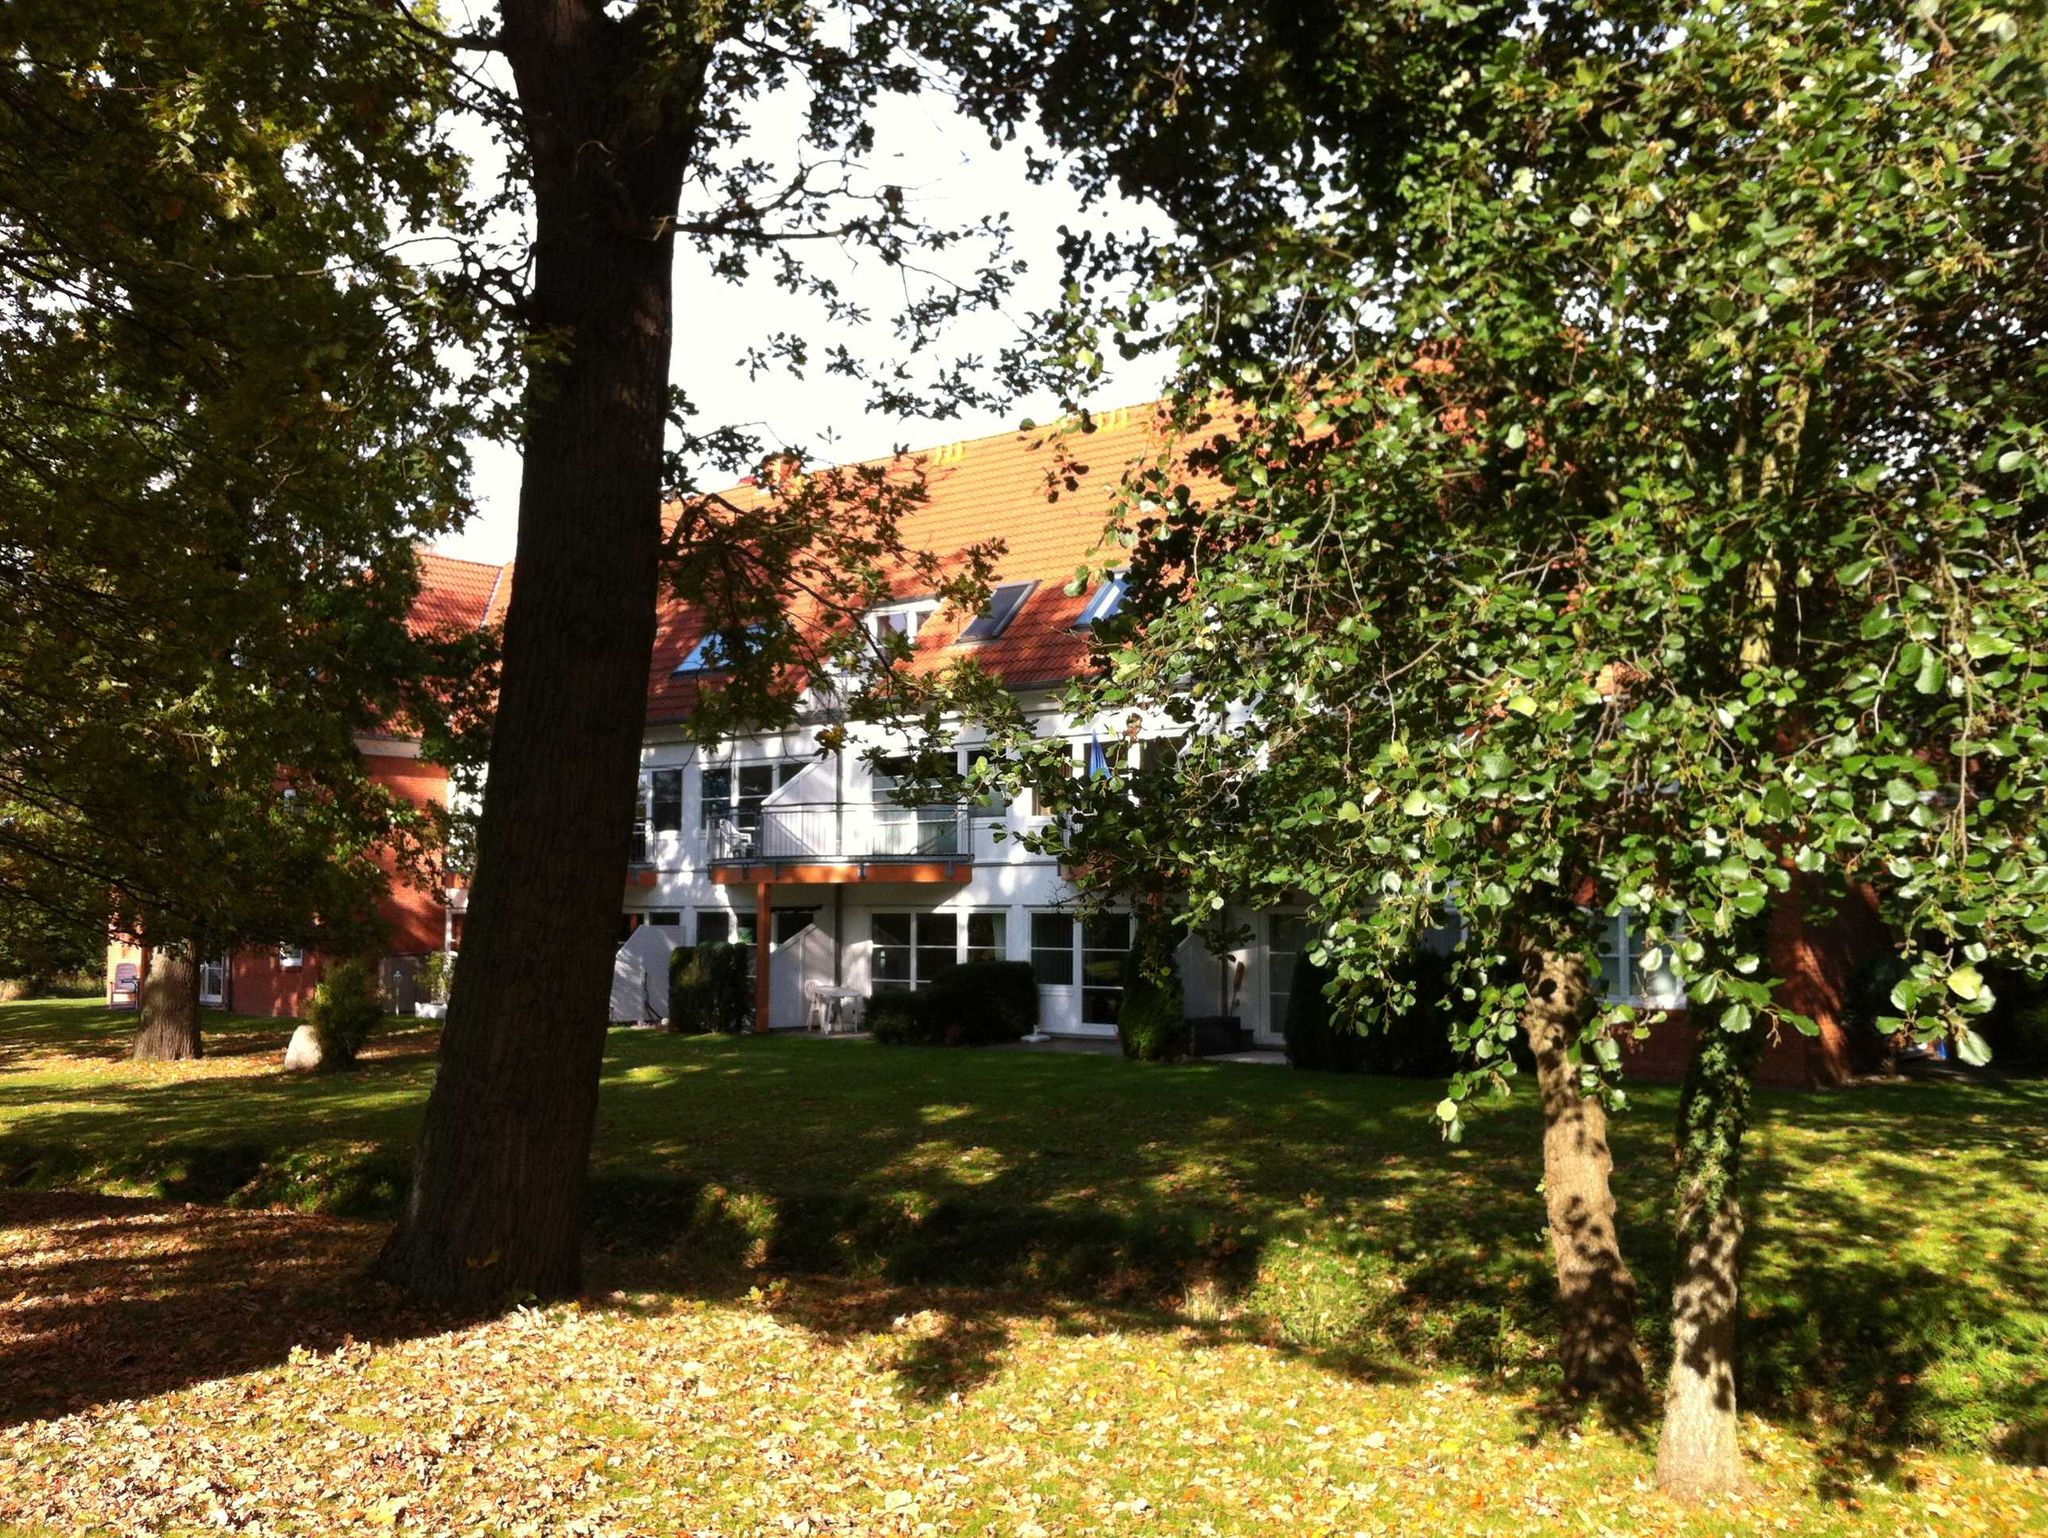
926,960 -> 1038,1045
866,988 -> 942,1044
669,942 -> 753,1034
1118,919 -> 1188,1062
306,958 -> 383,1068
1282,951 -> 1365,1072
1286,945 -> 1462,1077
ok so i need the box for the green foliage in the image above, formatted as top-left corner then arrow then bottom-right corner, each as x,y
865,989 -> 943,1046
949,0 -> 2048,1133
1982,979 -> 2048,1077
1287,946 -> 1464,1078
1118,920 -> 1187,1062
669,944 -> 754,1036
306,960 -> 384,1069
416,951 -> 453,1007
0,0 -> 494,981
871,962 -> 1039,1046
1282,952 -> 1363,1074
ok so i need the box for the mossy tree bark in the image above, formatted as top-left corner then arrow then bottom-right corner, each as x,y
1655,1007 -> 1765,1496
133,947 -> 202,1061
1519,946 -> 1647,1404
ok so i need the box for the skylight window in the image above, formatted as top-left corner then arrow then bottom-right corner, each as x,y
958,579 -> 1038,642
673,624 -> 765,675
1076,571 -> 1128,626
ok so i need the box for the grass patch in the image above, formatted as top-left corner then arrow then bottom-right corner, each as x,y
3,997 -> 2046,1534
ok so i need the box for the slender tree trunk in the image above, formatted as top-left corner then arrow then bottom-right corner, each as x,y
373,2 -> 708,1305
134,948 -> 202,1061
1520,946 -> 1647,1403
1655,1010 -> 1764,1497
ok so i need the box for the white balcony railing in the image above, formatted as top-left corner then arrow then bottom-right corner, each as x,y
707,801 -> 969,864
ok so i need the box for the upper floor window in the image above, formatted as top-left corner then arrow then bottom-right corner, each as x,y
1076,571 -> 1127,626
958,580 -> 1038,642
863,599 -> 939,647
702,761 -> 803,831
674,624 -> 765,675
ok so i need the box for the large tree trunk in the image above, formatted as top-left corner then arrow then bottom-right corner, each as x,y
133,948 -> 202,1061
372,3 -> 706,1306
1520,946 -> 1646,1403
1655,1011 -> 1764,1497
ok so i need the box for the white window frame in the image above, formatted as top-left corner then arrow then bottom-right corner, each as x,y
278,944 -> 304,969
863,599 -> 940,646
1600,911 -> 1686,1008
870,909 -> 1007,991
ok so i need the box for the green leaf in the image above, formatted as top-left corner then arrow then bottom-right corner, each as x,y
1946,964 -> 1986,1001
1955,1028 -> 1993,1068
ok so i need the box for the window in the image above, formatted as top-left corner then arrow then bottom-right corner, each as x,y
1268,915 -> 1307,1035
870,755 -> 961,855
863,600 -> 939,646
696,910 -> 758,946
872,910 -> 998,989
959,580 -> 1037,642
630,778 -> 650,864
1077,571 -> 1128,626
651,769 -> 683,835
1080,913 -> 1132,1026
773,908 -> 817,946
702,761 -> 801,831
964,748 -> 1009,818
674,625 -> 766,675
648,910 -> 682,928
1598,911 -> 1685,1007
198,956 -> 227,1006
279,944 -> 304,969
1031,912 -> 1075,985
621,912 -> 642,942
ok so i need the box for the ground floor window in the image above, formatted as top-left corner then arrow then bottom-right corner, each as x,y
1598,910 -> 1684,1007
1029,911 -> 1131,1026
1267,914 -> 1307,1035
696,910 -> 759,947
198,955 -> 227,1006
872,910 -> 1006,990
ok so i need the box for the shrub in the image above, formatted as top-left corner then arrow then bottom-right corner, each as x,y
925,960 -> 1038,1045
1982,969 -> 2048,1076
416,950 -> 453,1006
1119,918 -> 1188,1062
670,942 -> 754,1034
1286,945 -> 1462,1077
307,958 -> 383,1068
866,988 -> 943,1045
1283,951 -> 1365,1072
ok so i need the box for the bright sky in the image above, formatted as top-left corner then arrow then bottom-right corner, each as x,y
434,31 -> 1169,566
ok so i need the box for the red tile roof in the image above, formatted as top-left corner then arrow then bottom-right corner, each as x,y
646,402 -> 1188,723
416,402 -> 1196,728
410,551 -> 509,636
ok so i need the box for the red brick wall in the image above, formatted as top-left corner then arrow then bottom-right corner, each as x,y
1616,881 -> 1894,1089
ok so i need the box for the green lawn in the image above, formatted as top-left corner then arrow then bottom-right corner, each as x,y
2,997 -> 2045,1536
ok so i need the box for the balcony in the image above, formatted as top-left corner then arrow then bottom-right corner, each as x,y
706,801 -> 974,884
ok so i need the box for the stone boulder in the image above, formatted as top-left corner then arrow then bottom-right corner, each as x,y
282,1022 -> 327,1073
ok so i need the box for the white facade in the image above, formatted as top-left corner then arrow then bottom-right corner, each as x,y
618,699 -> 1307,1043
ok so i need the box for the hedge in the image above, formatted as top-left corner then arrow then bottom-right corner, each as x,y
669,942 -> 754,1034
869,959 -> 1038,1046
1118,918 -> 1187,1062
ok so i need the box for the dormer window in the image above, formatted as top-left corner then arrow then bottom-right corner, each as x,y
673,624 -> 765,675
864,599 -> 939,645
1076,571 -> 1128,626
958,579 -> 1037,642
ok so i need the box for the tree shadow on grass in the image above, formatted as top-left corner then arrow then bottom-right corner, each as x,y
5,1031 -> 2045,1474
0,1189 -> 474,1428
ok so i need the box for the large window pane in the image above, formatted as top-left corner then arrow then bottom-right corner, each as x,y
1079,913 -> 1132,1025
1030,913 -> 1074,985
966,912 -> 1006,963
915,912 -> 958,985
872,912 -> 913,991
1268,914 -> 1306,1033
651,769 -> 683,834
